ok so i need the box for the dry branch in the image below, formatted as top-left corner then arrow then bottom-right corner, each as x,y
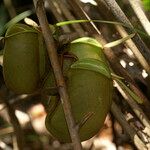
95,0 -> 150,75
33,0 -> 82,149
114,81 -> 150,135
45,0 -> 71,33
0,126 -> 14,137
5,101 -> 25,149
55,0 -> 85,36
111,102 -> 148,150
115,25 -> 150,75
103,0 -> 150,63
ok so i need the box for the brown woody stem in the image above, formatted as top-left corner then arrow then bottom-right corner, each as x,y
33,0 -> 82,149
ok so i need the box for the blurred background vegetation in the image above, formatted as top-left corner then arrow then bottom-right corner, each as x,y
0,0 -> 150,150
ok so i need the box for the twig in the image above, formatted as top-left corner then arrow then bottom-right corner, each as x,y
95,0 -> 150,75
12,135 -> 19,150
128,0 -> 150,36
0,126 -> 14,137
55,0 -> 85,36
67,0 -> 101,35
114,80 -> 150,136
0,93 -> 40,113
103,0 -> 150,63
45,0 -> 71,33
111,101 -> 147,150
95,0 -> 112,19
33,0 -> 82,149
5,101 -> 25,149
126,114 -> 150,143
58,32 -> 79,45
115,25 -> 150,75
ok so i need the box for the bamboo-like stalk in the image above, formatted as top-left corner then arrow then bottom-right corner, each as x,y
5,101 -> 25,149
103,0 -> 150,63
95,0 -> 150,116
33,0 -> 82,149
111,102 -> 148,150
125,114 -> 149,143
114,80 -> 150,136
128,0 -> 150,36
95,0 -> 150,75
115,25 -> 150,75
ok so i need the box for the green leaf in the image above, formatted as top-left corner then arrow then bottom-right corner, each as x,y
104,33 -> 135,48
56,19 -> 125,27
69,37 -> 106,61
4,23 -> 39,39
56,20 -> 150,38
143,0 -> 150,11
113,77 -> 143,104
4,31 -> 38,39
71,37 -> 102,48
1,10 -> 33,36
111,73 -> 124,80
55,19 -> 149,38
71,58 -> 111,78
